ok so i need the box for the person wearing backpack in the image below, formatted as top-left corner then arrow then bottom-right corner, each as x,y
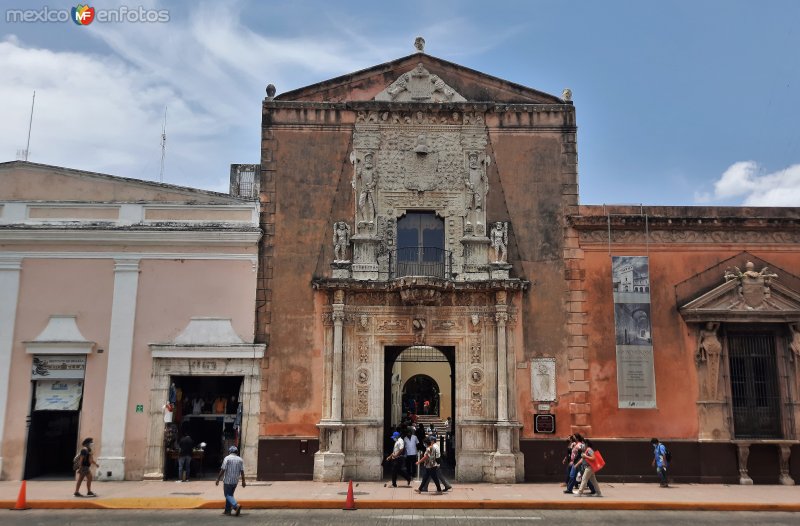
74,437 -> 99,497
651,437 -> 669,487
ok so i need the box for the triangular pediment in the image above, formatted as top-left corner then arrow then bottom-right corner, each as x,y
679,254 -> 800,323
274,53 -> 563,104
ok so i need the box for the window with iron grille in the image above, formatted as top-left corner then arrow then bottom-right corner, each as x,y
727,332 -> 782,439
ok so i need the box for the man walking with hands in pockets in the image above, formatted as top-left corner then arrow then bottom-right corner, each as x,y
216,445 -> 246,516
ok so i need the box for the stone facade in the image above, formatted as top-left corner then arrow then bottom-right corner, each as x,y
256,51 -> 575,482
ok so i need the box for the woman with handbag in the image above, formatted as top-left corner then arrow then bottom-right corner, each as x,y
576,439 -> 603,497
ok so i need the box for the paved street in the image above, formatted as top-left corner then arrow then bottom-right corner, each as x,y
2,509 -> 800,525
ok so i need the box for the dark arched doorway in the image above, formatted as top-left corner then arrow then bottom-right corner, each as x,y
384,345 -> 456,477
403,374 -> 440,416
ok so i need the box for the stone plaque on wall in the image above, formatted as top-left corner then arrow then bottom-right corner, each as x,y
531,358 -> 556,402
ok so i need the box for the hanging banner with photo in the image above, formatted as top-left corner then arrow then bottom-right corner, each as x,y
611,256 -> 657,408
34,379 -> 84,411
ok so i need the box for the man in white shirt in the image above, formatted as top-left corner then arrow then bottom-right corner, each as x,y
215,446 -> 246,516
404,430 -> 420,478
385,431 -> 411,487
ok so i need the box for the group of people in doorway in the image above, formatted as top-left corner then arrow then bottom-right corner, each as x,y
384,411 -> 454,493
386,428 -> 453,494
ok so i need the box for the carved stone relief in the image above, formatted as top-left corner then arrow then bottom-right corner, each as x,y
358,338 -> 370,363
346,104 -> 493,281
333,221 -> 351,262
696,322 -> 722,400
376,318 -> 409,333
357,388 -> 369,416
356,368 -> 370,384
470,336 -> 482,364
374,64 -> 467,103
469,367 -> 483,385
531,358 -> 556,402
470,389 -> 483,416
723,262 -> 779,310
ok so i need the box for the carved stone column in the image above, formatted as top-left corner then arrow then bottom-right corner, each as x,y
490,290 -> 516,482
314,290 -> 346,481
736,442 -> 753,485
778,444 -> 795,485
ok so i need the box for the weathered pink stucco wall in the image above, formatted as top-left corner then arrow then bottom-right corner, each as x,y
124,259 -> 257,479
3,259 -> 114,480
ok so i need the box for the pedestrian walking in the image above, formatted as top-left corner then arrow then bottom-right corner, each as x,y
177,432 -> 194,482
651,437 -> 669,487
564,434 -> 594,495
575,439 -> 602,497
73,437 -> 99,497
385,431 -> 411,487
562,434 -> 575,487
430,436 -> 452,492
414,436 -> 443,493
215,445 -> 246,516
404,430 -> 421,478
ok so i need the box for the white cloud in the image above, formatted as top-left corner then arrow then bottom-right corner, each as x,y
705,161 -> 800,206
0,1 -> 522,192
0,3 -> 398,191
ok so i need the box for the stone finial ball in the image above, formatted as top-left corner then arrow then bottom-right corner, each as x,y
266,84 -> 276,98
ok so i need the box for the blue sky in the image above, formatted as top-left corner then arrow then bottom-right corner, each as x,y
2,0 -> 798,205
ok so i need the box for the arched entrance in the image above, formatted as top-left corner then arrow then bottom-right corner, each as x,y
384,345 -> 456,475
403,374 -> 440,416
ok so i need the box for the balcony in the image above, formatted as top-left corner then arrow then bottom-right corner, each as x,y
390,247 -> 453,280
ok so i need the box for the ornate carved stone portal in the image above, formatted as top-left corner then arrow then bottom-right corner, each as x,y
314,65 -> 527,484
680,259 -> 800,443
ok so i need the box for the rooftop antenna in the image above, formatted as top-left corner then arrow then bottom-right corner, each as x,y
159,105 -> 167,183
16,90 -> 35,161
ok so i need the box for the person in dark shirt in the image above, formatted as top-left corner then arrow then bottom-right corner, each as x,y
178,433 -> 194,482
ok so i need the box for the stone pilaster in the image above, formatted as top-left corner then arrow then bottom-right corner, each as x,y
98,259 -> 140,480
314,290 -> 345,481
564,228 -> 591,435
0,257 -> 22,480
490,291 -> 516,482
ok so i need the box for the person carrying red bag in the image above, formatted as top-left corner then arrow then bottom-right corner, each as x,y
575,439 -> 604,497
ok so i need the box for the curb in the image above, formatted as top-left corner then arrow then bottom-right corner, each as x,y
5,499 -> 800,512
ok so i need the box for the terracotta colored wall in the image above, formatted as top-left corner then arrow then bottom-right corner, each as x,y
487,126 -> 574,438
260,119 -> 353,437
260,104 -> 576,440
582,246 -> 800,439
3,259 -> 114,480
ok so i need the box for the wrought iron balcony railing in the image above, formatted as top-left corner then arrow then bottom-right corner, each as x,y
390,247 -> 452,280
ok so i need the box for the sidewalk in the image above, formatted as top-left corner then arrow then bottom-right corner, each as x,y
2,479 -> 799,511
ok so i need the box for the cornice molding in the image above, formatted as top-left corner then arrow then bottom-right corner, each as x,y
0,229 -> 261,246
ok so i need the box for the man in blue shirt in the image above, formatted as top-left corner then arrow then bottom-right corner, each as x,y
650,438 -> 668,487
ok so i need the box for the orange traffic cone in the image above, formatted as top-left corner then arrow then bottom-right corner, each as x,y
342,479 -> 356,511
12,480 -> 28,511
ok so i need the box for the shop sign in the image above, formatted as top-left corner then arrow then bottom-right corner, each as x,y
32,355 -> 86,380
